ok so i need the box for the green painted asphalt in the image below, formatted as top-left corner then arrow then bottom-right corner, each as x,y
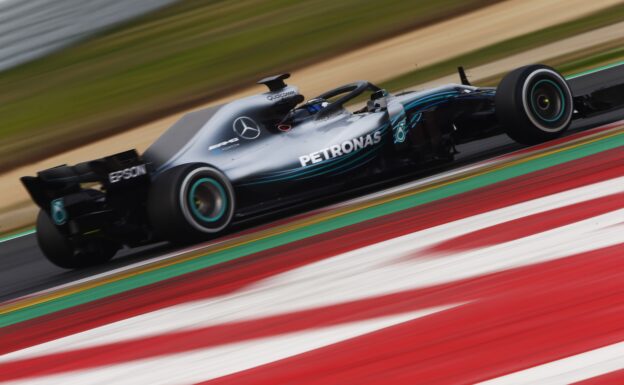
1,131 -> 622,328
0,229 -> 35,244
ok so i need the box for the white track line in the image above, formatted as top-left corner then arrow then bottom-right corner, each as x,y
477,342 -> 624,385
3,176 -> 622,363
0,305 -> 458,385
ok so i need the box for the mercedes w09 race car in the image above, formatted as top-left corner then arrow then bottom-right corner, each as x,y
21,64 -> 624,268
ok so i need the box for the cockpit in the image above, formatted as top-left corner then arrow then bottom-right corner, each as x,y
258,74 -> 390,130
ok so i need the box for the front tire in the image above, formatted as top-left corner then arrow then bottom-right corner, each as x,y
495,64 -> 573,144
147,164 -> 236,244
36,211 -> 117,269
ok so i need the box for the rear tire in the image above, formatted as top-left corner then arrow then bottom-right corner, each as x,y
147,164 -> 235,244
36,211 -> 117,269
495,64 -> 573,144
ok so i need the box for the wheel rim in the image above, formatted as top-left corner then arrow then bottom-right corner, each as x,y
187,178 -> 227,223
520,68 -> 572,134
529,79 -> 565,123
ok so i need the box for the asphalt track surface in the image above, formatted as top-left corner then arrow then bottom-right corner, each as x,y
0,64 -> 622,303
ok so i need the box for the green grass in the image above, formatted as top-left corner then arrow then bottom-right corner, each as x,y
381,3 -> 624,91
0,0 -> 495,171
471,41 -> 624,87
557,45 -> 624,77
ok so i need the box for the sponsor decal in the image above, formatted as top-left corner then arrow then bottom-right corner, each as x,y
233,117 -> 261,140
267,90 -> 297,101
209,137 -> 240,151
393,117 -> 408,144
108,164 -> 147,184
299,130 -> 382,167
50,198 -> 67,226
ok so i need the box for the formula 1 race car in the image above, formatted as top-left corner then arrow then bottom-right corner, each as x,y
21,64 -> 624,268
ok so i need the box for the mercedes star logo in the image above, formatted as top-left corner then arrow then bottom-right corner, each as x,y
233,116 -> 261,140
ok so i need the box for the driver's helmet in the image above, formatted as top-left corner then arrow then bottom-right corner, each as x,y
278,97 -> 329,129
304,97 -> 329,114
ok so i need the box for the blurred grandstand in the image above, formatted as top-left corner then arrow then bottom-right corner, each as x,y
0,0 -> 177,70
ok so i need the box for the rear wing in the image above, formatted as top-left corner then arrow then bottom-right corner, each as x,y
21,150 -> 149,209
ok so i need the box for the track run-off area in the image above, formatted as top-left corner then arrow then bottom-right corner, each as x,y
0,120 -> 623,384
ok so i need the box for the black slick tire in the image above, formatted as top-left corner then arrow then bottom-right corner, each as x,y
495,64 -> 573,144
147,164 -> 235,244
36,210 -> 117,269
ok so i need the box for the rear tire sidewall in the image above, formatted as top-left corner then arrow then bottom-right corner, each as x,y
496,65 -> 573,144
147,164 -> 235,244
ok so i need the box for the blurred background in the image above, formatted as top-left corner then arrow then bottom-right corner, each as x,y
2,4 -> 623,384
1,0 -> 623,234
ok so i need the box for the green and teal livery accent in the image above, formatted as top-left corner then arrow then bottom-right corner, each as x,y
50,198 -> 67,226
403,90 -> 460,111
391,112 -> 408,144
409,112 -> 423,126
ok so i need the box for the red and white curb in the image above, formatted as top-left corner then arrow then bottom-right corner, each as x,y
1,166 -> 623,384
